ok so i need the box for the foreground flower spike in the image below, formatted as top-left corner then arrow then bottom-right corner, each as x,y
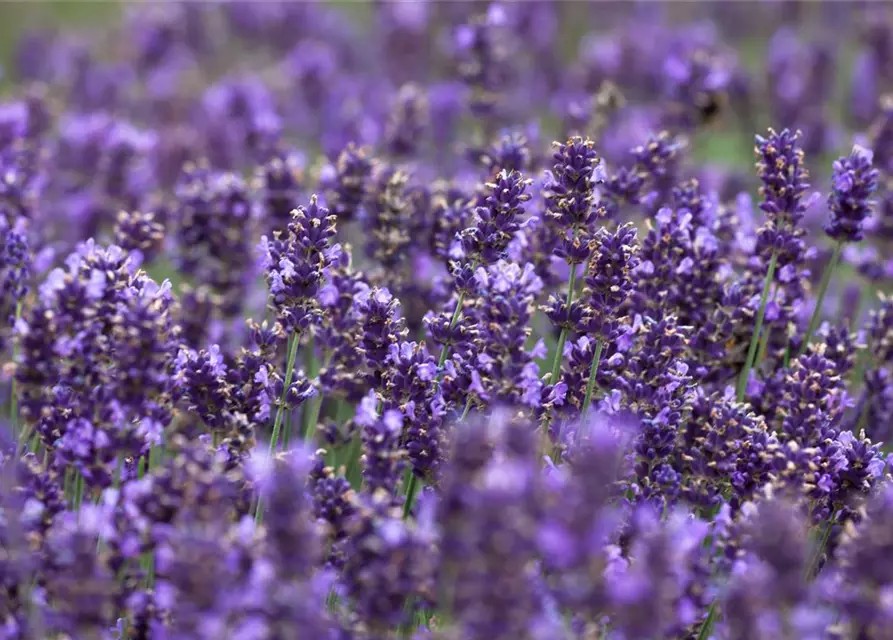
543,136 -> 603,387
801,145 -> 880,356
737,128 -> 810,399
716,492 -> 831,639
579,222 -> 640,415
834,483 -> 893,636
432,169 -> 530,371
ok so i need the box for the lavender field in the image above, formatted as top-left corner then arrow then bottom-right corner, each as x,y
4,2 -> 893,638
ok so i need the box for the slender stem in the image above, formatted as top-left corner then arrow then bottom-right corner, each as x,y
435,261 -> 479,373
344,434 -> 364,489
550,264 -> 579,383
697,601 -> 718,640
303,350 -> 333,444
805,516 -> 835,580
737,251 -> 779,401
73,472 -> 85,514
856,396 -> 871,433
755,325 -> 771,366
798,240 -> 844,358
256,332 -> 301,524
436,292 -> 467,371
459,396 -> 473,422
113,456 -> 123,490
402,474 -> 419,519
137,455 -> 146,479
63,467 -> 73,502
148,442 -> 161,472
14,423 -> 32,459
9,302 -> 21,442
268,332 -> 301,455
581,339 -> 604,416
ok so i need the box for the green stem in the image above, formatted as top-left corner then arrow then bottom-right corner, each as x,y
435,261 -> 479,373
697,601 -> 718,640
549,263 -> 579,383
63,467 -> 73,502
798,240 -> 844,358
137,455 -> 146,479
459,396 -> 473,422
303,349 -> 333,444
805,517 -> 835,580
402,474 -> 419,519
14,423 -> 32,459
436,292 -> 467,371
344,434 -> 364,489
581,339 -> 604,416
113,456 -> 123,490
73,472 -> 85,514
268,332 -> 301,455
737,251 -> 779,401
755,325 -> 771,366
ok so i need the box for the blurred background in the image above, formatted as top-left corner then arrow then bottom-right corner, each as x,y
0,0 -> 878,173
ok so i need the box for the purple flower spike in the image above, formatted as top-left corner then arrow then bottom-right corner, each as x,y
825,145 -> 880,243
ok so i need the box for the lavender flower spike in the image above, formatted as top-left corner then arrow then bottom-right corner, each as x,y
801,145 -> 879,356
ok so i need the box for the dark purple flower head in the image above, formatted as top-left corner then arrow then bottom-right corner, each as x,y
461,261 -> 544,409
174,165 -> 256,316
43,507 -> 118,638
718,491 -> 832,639
113,210 -> 165,264
363,164 -> 414,270
385,82 -> 429,158
260,194 -> 338,333
321,143 -> 373,223
459,169 -> 531,266
600,165 -> 647,219
469,129 -> 532,175
869,94 -> 893,177
834,483 -> 893,633
774,351 -> 845,445
173,344 -> 231,435
825,145 -> 879,243
254,448 -> 322,579
754,127 -> 811,224
583,222 -> 639,340
256,150 -> 304,236
342,489 -> 436,631
545,136 -> 602,231
0,215 -> 30,350
356,286 -> 407,381
382,341 -> 444,478
609,507 -> 711,638
437,411 -> 548,640
631,130 -> 682,201
308,450 -> 355,566
362,409 -> 407,499
453,4 -> 517,123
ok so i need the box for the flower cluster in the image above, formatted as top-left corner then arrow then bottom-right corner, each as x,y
2,4 -> 893,640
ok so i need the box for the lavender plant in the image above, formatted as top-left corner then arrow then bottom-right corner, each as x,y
3,3 -> 893,639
